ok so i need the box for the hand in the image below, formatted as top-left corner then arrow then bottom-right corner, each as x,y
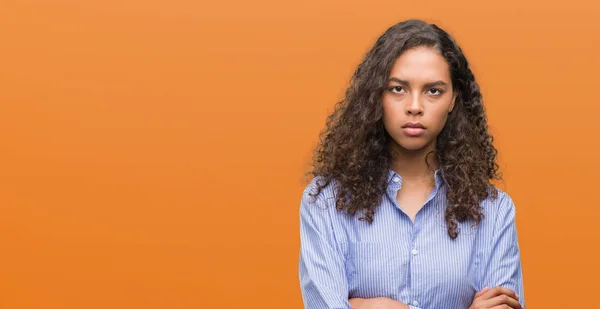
469,286 -> 522,309
349,297 -> 409,309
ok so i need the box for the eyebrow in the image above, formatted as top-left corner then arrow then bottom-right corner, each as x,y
388,77 -> 448,88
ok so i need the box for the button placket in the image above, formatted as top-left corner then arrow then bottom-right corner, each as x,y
409,223 -> 420,308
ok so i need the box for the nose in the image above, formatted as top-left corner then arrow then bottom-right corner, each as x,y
405,94 -> 423,116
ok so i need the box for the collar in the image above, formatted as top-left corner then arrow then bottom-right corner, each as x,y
387,168 -> 445,189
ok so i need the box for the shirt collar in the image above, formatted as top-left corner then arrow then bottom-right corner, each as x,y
387,168 -> 445,189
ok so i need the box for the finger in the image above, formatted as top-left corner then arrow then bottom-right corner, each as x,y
481,286 -> 519,301
348,298 -> 365,309
474,286 -> 490,298
486,294 -> 522,309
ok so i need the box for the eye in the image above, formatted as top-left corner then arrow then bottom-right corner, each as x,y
389,86 -> 405,94
428,88 -> 444,96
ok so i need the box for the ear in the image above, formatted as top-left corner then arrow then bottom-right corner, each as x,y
449,91 -> 458,113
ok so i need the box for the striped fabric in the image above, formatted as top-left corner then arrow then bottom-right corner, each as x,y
298,169 -> 525,309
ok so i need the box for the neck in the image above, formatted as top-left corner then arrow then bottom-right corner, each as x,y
389,141 -> 438,183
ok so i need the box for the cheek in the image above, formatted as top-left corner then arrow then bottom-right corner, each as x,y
429,108 -> 450,133
382,100 -> 402,125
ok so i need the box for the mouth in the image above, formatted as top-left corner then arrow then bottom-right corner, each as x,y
402,125 -> 425,137
402,127 -> 425,136
402,122 -> 425,129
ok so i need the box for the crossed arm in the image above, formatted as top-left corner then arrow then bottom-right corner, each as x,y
347,286 -> 521,309
299,189 -> 525,309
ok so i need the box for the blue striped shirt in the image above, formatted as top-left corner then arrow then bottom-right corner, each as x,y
298,169 -> 525,309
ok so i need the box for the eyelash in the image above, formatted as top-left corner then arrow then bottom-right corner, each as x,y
388,86 -> 444,96
428,88 -> 443,95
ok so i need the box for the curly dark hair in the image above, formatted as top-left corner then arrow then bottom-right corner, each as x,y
306,19 -> 502,239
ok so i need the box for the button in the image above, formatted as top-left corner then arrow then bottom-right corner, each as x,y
411,248 -> 418,255
392,177 -> 400,183
412,300 -> 419,306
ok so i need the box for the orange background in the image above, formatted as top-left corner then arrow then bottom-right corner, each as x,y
1,0 -> 599,308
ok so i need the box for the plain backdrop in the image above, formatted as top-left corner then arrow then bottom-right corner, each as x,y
1,0 -> 599,308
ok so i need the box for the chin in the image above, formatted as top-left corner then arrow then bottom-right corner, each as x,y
394,138 -> 431,152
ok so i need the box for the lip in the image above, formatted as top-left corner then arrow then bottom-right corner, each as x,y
402,127 -> 425,136
401,122 -> 426,137
402,122 -> 425,129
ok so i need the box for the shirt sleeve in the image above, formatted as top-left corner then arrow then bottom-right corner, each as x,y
479,193 -> 526,308
299,181 -> 352,309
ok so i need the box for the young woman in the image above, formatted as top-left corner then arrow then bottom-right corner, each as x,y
298,20 -> 525,309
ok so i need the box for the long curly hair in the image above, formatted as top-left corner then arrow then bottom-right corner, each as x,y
307,19 -> 502,239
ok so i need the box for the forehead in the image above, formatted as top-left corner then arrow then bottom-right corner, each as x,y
388,46 -> 451,82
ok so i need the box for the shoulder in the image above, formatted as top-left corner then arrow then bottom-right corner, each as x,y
301,176 -> 338,204
482,186 -> 518,229
299,176 -> 339,216
489,186 -> 517,211
299,176 -> 347,237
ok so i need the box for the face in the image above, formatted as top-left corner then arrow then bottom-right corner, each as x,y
382,45 -> 457,154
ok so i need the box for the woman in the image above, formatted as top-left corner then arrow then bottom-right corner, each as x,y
298,20 -> 525,309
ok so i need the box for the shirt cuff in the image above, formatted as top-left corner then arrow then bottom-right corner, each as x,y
409,306 -> 423,309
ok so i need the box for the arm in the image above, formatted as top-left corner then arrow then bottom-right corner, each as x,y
299,184 -> 415,309
299,183 -> 352,309
352,193 -> 525,309
349,298 -> 411,309
479,193 -> 526,308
